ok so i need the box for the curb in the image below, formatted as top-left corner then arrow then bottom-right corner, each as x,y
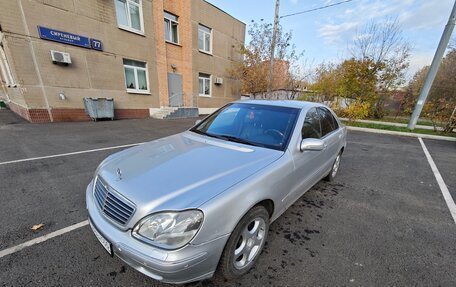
340,118 -> 437,131
346,126 -> 456,142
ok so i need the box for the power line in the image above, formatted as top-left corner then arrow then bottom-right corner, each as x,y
280,0 -> 353,19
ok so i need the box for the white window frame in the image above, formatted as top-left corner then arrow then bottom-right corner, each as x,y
164,11 -> 179,44
198,24 -> 212,54
114,0 -> 144,35
198,73 -> 211,97
123,59 -> 150,94
0,43 -> 15,87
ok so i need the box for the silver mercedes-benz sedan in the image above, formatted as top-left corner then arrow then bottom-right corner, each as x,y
86,100 -> 346,284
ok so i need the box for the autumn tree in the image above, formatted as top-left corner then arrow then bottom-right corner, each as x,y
406,48 -> 456,132
229,21 -> 304,97
403,66 -> 428,114
311,62 -> 339,102
335,58 -> 378,101
312,19 -> 410,118
310,58 -> 378,119
349,19 -> 410,117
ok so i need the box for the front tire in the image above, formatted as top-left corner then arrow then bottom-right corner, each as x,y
218,205 -> 269,280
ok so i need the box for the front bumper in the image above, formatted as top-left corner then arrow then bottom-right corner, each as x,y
86,181 -> 229,284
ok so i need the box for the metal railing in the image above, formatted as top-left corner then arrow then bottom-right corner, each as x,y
168,92 -> 199,108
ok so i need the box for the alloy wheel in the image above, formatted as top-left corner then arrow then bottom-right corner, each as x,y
233,218 -> 266,270
331,154 -> 341,178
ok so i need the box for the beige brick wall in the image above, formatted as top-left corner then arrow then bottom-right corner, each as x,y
191,0 -> 246,108
0,0 -> 27,35
0,0 -> 245,119
1,0 -> 159,111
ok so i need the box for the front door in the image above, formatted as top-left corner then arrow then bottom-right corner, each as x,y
284,108 -> 326,208
168,72 -> 183,107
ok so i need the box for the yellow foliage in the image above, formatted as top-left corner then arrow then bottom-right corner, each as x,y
344,101 -> 370,120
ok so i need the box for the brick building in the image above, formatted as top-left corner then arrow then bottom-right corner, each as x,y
0,0 -> 245,122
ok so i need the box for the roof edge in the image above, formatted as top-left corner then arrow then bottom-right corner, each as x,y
201,0 -> 246,26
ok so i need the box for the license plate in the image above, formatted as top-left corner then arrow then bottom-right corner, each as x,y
89,219 -> 113,256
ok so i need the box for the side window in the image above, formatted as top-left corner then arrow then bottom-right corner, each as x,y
302,108 -> 321,139
198,73 -> 211,96
115,0 -> 144,33
318,107 -> 338,137
198,24 -> 212,53
164,11 -> 179,44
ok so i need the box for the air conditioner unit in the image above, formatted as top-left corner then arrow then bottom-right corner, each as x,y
50,50 -> 71,65
214,77 -> 223,85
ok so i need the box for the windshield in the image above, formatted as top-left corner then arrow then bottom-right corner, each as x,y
191,103 -> 300,151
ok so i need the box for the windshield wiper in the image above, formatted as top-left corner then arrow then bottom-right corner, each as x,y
191,129 -> 212,137
191,129 -> 224,140
216,134 -> 263,147
191,130 -> 263,147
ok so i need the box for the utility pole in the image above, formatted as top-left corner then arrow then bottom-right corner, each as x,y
268,0 -> 280,93
408,0 -> 456,130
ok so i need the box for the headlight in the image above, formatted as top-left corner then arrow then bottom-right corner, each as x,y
132,210 -> 203,249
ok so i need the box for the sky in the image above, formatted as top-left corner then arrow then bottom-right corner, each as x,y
206,0 -> 455,80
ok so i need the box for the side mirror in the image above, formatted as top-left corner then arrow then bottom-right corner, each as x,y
195,119 -> 202,125
300,138 -> 326,152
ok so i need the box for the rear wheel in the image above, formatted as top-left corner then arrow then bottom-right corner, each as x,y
218,205 -> 269,280
324,151 -> 342,181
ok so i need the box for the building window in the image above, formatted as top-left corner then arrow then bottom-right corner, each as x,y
123,59 -> 149,94
164,11 -> 179,44
198,24 -> 212,54
198,73 -> 211,97
115,0 -> 143,34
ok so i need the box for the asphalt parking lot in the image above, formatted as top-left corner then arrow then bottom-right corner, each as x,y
0,110 -> 455,286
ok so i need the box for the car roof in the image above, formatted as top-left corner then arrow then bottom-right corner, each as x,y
234,99 -> 324,110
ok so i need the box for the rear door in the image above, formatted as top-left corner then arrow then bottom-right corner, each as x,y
317,107 -> 342,172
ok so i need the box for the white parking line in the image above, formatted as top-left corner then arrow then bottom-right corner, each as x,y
0,220 -> 88,259
0,142 -> 145,166
0,142 -> 148,257
0,137 -> 453,260
419,138 -> 456,224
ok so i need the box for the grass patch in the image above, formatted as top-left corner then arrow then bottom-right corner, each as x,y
342,120 -> 456,138
381,116 -> 434,126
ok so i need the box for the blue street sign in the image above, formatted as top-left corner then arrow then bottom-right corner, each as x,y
37,26 -> 103,51
90,39 -> 103,51
38,26 -> 90,48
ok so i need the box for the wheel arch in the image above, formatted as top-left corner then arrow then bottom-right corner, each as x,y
254,199 -> 275,218
215,198 -> 274,278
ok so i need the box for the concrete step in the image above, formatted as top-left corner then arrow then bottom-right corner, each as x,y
150,107 -> 198,120
160,107 -> 178,112
164,107 -> 199,119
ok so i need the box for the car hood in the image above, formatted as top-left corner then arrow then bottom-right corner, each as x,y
97,131 -> 283,213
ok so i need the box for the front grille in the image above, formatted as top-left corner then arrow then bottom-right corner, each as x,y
94,177 -> 135,225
